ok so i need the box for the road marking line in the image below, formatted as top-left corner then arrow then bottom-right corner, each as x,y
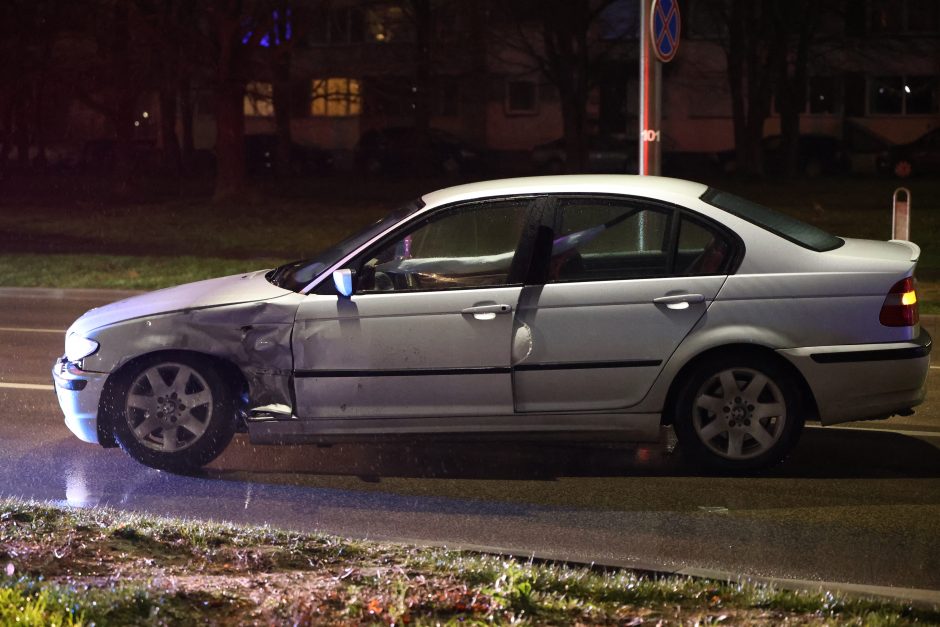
0,382 -> 55,391
808,424 -> 940,438
0,327 -> 64,334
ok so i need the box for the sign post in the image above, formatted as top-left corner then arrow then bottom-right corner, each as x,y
893,187 -> 911,241
639,0 -> 679,176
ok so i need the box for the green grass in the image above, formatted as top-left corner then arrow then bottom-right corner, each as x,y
1,498 -> 937,625
0,254 -> 283,291
0,174 -> 938,291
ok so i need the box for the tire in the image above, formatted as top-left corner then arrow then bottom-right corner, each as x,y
672,353 -> 804,472
111,355 -> 236,472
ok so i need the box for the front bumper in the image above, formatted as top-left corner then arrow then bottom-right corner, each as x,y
779,330 -> 931,425
52,357 -> 108,444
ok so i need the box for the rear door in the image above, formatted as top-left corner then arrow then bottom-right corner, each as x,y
512,195 -> 735,412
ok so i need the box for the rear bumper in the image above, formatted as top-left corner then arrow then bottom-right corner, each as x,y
778,330 -> 930,425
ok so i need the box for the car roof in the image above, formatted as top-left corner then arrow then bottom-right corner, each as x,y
420,175 -> 709,208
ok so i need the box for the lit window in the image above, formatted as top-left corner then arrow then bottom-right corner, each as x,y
311,78 -> 362,117
366,5 -> 412,43
244,82 -> 274,117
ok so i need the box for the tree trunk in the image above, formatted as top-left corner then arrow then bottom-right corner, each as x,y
214,80 -> 246,201
272,56 -> 292,176
14,93 -> 29,170
178,77 -> 195,173
775,0 -> 814,178
410,0 -> 434,174
160,88 -> 182,175
213,11 -> 246,202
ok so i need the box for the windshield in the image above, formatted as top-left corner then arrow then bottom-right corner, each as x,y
700,188 -> 843,252
266,199 -> 425,292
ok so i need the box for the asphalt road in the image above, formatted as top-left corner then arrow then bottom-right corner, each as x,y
1,288 -> 939,596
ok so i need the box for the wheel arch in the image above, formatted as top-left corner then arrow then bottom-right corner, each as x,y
659,343 -> 819,426
96,349 -> 250,448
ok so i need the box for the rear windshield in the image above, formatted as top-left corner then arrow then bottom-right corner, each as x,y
701,188 -> 843,252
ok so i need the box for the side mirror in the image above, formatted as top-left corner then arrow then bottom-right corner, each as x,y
333,268 -> 355,297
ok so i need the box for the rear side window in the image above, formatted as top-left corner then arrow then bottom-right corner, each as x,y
550,199 -> 672,282
701,188 -> 843,252
675,216 -> 733,276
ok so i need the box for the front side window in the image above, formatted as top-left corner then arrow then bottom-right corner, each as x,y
549,199 -> 671,282
357,201 -> 529,292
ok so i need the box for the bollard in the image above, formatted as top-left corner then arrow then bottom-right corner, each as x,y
893,187 -> 911,241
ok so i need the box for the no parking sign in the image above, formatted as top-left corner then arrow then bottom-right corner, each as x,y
651,0 -> 680,63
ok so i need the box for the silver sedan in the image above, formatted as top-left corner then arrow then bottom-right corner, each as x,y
53,176 -> 930,472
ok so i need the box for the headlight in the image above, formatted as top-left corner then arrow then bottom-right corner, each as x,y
65,333 -> 99,362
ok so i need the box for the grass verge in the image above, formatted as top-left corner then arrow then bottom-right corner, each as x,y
1,175 -> 939,306
1,498 -> 937,625
0,254 -> 283,291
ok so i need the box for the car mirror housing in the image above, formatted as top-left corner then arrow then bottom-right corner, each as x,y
333,268 -> 355,297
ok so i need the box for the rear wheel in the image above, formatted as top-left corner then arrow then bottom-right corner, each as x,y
112,356 -> 236,472
673,353 -> 804,472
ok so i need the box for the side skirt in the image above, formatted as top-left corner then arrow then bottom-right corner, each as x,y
246,413 -> 662,446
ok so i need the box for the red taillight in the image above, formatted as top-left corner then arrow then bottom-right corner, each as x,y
880,276 -> 919,327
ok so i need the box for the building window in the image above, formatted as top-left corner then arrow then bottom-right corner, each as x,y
244,81 -> 274,117
505,80 -> 538,115
366,5 -> 413,43
869,0 -> 940,33
808,77 -> 838,115
311,78 -> 362,117
869,76 -> 939,115
308,7 -> 365,45
905,76 -> 938,114
434,79 -> 460,117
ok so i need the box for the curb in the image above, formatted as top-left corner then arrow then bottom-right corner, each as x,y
398,539 -> 940,608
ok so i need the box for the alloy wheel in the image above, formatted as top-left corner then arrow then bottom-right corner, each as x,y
691,367 -> 787,460
124,363 -> 214,453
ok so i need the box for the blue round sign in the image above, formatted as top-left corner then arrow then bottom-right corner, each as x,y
651,0 -> 681,63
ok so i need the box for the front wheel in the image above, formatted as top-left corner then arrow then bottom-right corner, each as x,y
672,354 -> 804,472
111,356 -> 236,472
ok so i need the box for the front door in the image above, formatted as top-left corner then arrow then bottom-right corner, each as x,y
512,196 -> 734,412
292,198 -> 532,420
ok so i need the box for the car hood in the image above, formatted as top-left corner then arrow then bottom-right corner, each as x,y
68,270 -> 291,336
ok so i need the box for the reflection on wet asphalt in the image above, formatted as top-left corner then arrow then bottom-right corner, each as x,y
1,289 -> 939,591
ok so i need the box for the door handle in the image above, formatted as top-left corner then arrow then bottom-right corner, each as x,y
461,304 -> 512,320
652,294 -> 705,310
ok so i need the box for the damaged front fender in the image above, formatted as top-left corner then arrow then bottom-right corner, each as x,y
83,293 -> 305,436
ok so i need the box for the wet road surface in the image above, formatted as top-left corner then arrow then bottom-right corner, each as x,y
1,288 -> 939,593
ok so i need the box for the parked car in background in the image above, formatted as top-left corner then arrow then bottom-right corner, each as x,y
716,134 -> 849,177
531,134 -> 638,173
55,175 -> 929,474
877,127 -> 940,178
245,134 -> 334,176
354,127 -> 481,175
81,139 -> 160,174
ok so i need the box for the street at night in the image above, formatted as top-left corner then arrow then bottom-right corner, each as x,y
3,288 -> 938,599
